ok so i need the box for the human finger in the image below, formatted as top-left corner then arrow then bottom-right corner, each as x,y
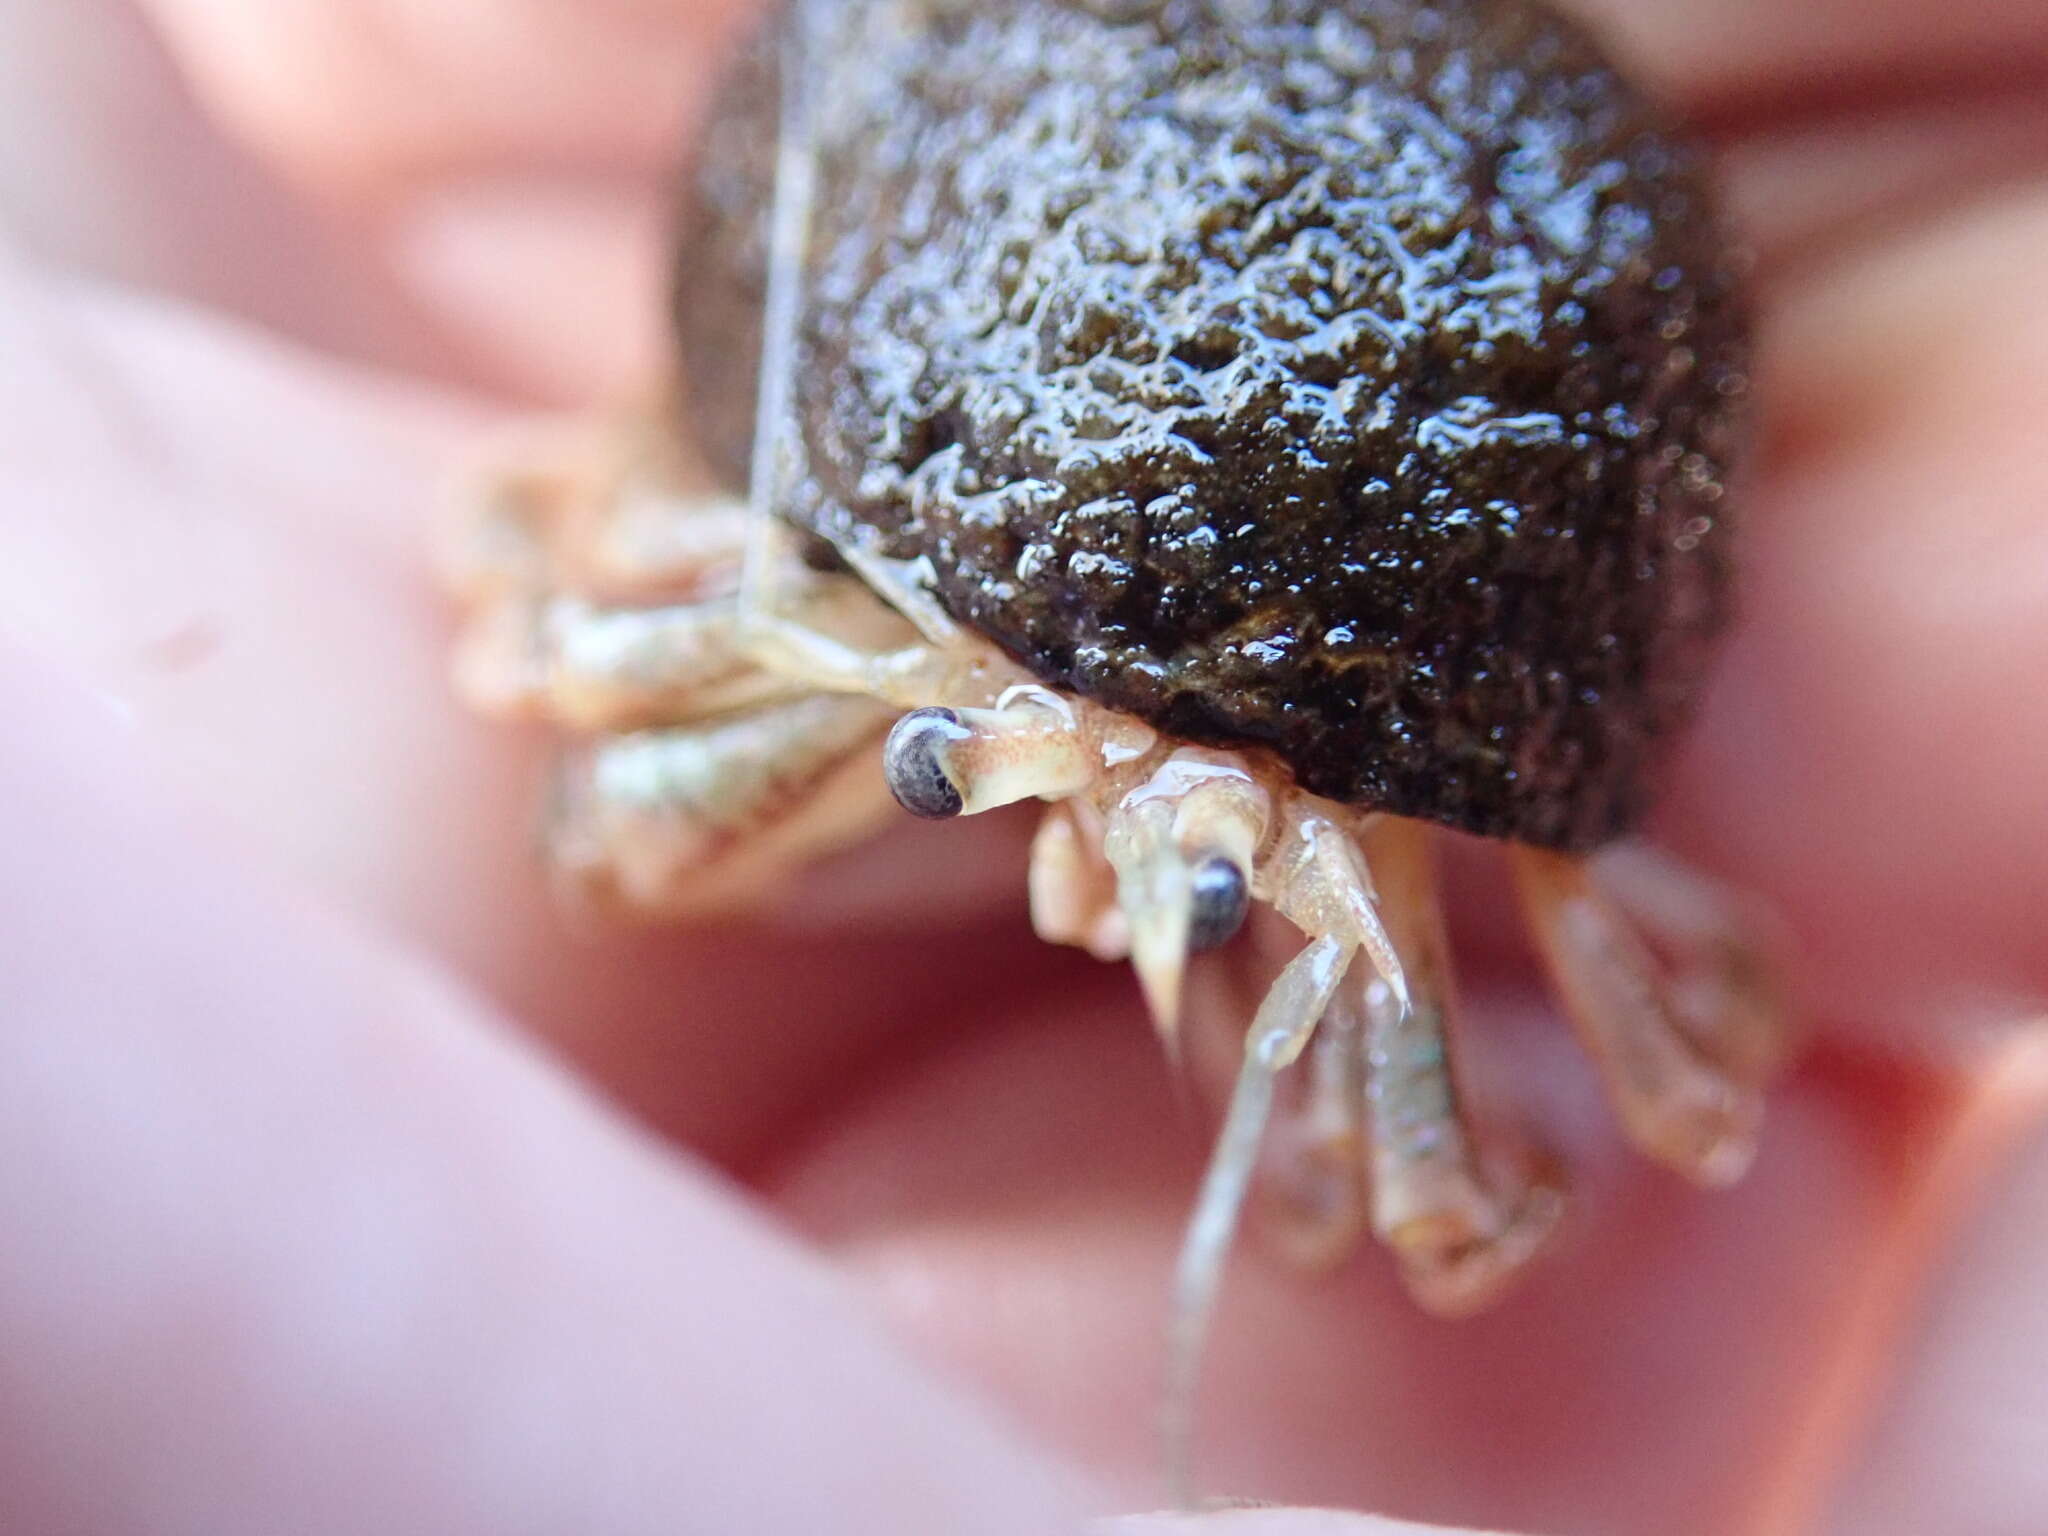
0,234 -> 1042,1162
0,643 -> 1095,1536
0,0 -> 450,377
769,966 -> 1956,1530
1105,1511 -> 1491,1534
1799,1036 -> 2048,1534
1665,187 -> 2048,1052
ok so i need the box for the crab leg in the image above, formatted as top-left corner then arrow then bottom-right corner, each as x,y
1356,819 -> 1562,1314
1259,970 -> 1370,1269
1589,843 -> 1791,1085
1101,754 -> 1272,1042
546,692 -> 895,918
1164,932 -> 1356,1506
1512,846 -> 1764,1187
1164,799 -> 1435,1501
1263,801 -> 1408,1010
1027,802 -> 1126,960
453,590 -> 807,730
441,419 -> 754,604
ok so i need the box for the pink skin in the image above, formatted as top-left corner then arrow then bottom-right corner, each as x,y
0,0 -> 2046,1531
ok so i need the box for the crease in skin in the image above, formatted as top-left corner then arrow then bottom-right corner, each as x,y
1749,1033 -> 2048,1536
1722,83 -> 2048,283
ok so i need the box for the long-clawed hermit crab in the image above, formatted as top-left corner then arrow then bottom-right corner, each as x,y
441,0 -> 1786,1493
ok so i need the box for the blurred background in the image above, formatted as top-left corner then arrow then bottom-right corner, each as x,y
1,3 -> 2047,1534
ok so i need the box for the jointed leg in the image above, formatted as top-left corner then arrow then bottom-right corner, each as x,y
1588,843 -> 1791,1086
453,591 -> 803,730
1358,819 -> 1561,1315
1257,967 -> 1370,1270
1262,802 -> 1407,1010
1100,755 -> 1272,1041
451,564 -> 921,732
1164,933 -> 1356,1506
1027,802 -> 1124,959
443,417 -> 856,734
547,692 -> 896,918
440,417 -> 752,604
1512,845 -> 1765,1186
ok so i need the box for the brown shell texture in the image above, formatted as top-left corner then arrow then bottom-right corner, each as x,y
675,0 -> 1751,849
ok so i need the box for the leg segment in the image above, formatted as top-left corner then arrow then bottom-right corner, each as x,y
1164,933 -> 1357,1506
451,570 -> 911,732
1027,803 -> 1127,960
547,693 -> 896,918
1261,801 -> 1408,1011
1101,755 -> 1272,1042
444,424 -> 849,733
1512,845 -> 1766,1187
1257,967 -> 1370,1270
1356,819 -> 1562,1315
453,591 -> 804,730
1589,843 -> 1791,1086
440,418 -> 751,604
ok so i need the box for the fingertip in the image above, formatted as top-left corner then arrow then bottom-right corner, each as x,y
1101,1510 -> 1490,1535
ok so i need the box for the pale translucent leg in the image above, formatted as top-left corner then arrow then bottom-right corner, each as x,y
1258,976 -> 1370,1271
1162,793 -> 1450,1501
1027,803 -> 1127,961
734,519 -> 1027,711
452,573 -> 912,732
440,417 -> 752,604
1512,845 -> 1764,1187
1357,819 -> 1562,1315
1164,933 -> 1356,1507
1246,816 -> 1560,1308
547,693 -> 896,918
453,591 -> 794,729
1101,754 -> 1272,1041
1262,800 -> 1408,1009
1590,843 -> 1791,1086
443,419 -> 857,732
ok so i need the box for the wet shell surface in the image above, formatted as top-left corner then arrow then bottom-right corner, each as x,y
676,0 -> 1750,849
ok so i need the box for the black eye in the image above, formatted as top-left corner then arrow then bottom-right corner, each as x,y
1186,854 -> 1250,952
883,707 -> 968,819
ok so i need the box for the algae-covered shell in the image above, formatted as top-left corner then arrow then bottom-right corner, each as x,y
676,0 -> 1750,850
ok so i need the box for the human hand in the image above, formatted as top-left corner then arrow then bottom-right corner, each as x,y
3,1 -> 2047,1531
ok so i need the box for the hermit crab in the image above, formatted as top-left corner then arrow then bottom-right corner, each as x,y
443,0 -> 1784,1487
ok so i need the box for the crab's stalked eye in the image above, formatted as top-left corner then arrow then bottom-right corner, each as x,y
1186,854 -> 1251,952
883,707 -> 969,819
883,690 -> 1099,819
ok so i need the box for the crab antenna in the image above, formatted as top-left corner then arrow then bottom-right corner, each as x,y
1162,934 -> 1357,1506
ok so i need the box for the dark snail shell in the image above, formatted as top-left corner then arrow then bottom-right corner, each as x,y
675,0 -> 1750,850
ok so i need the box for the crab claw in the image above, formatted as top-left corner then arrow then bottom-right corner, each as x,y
1271,806 -> 1409,1016
1104,755 -> 1270,1047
